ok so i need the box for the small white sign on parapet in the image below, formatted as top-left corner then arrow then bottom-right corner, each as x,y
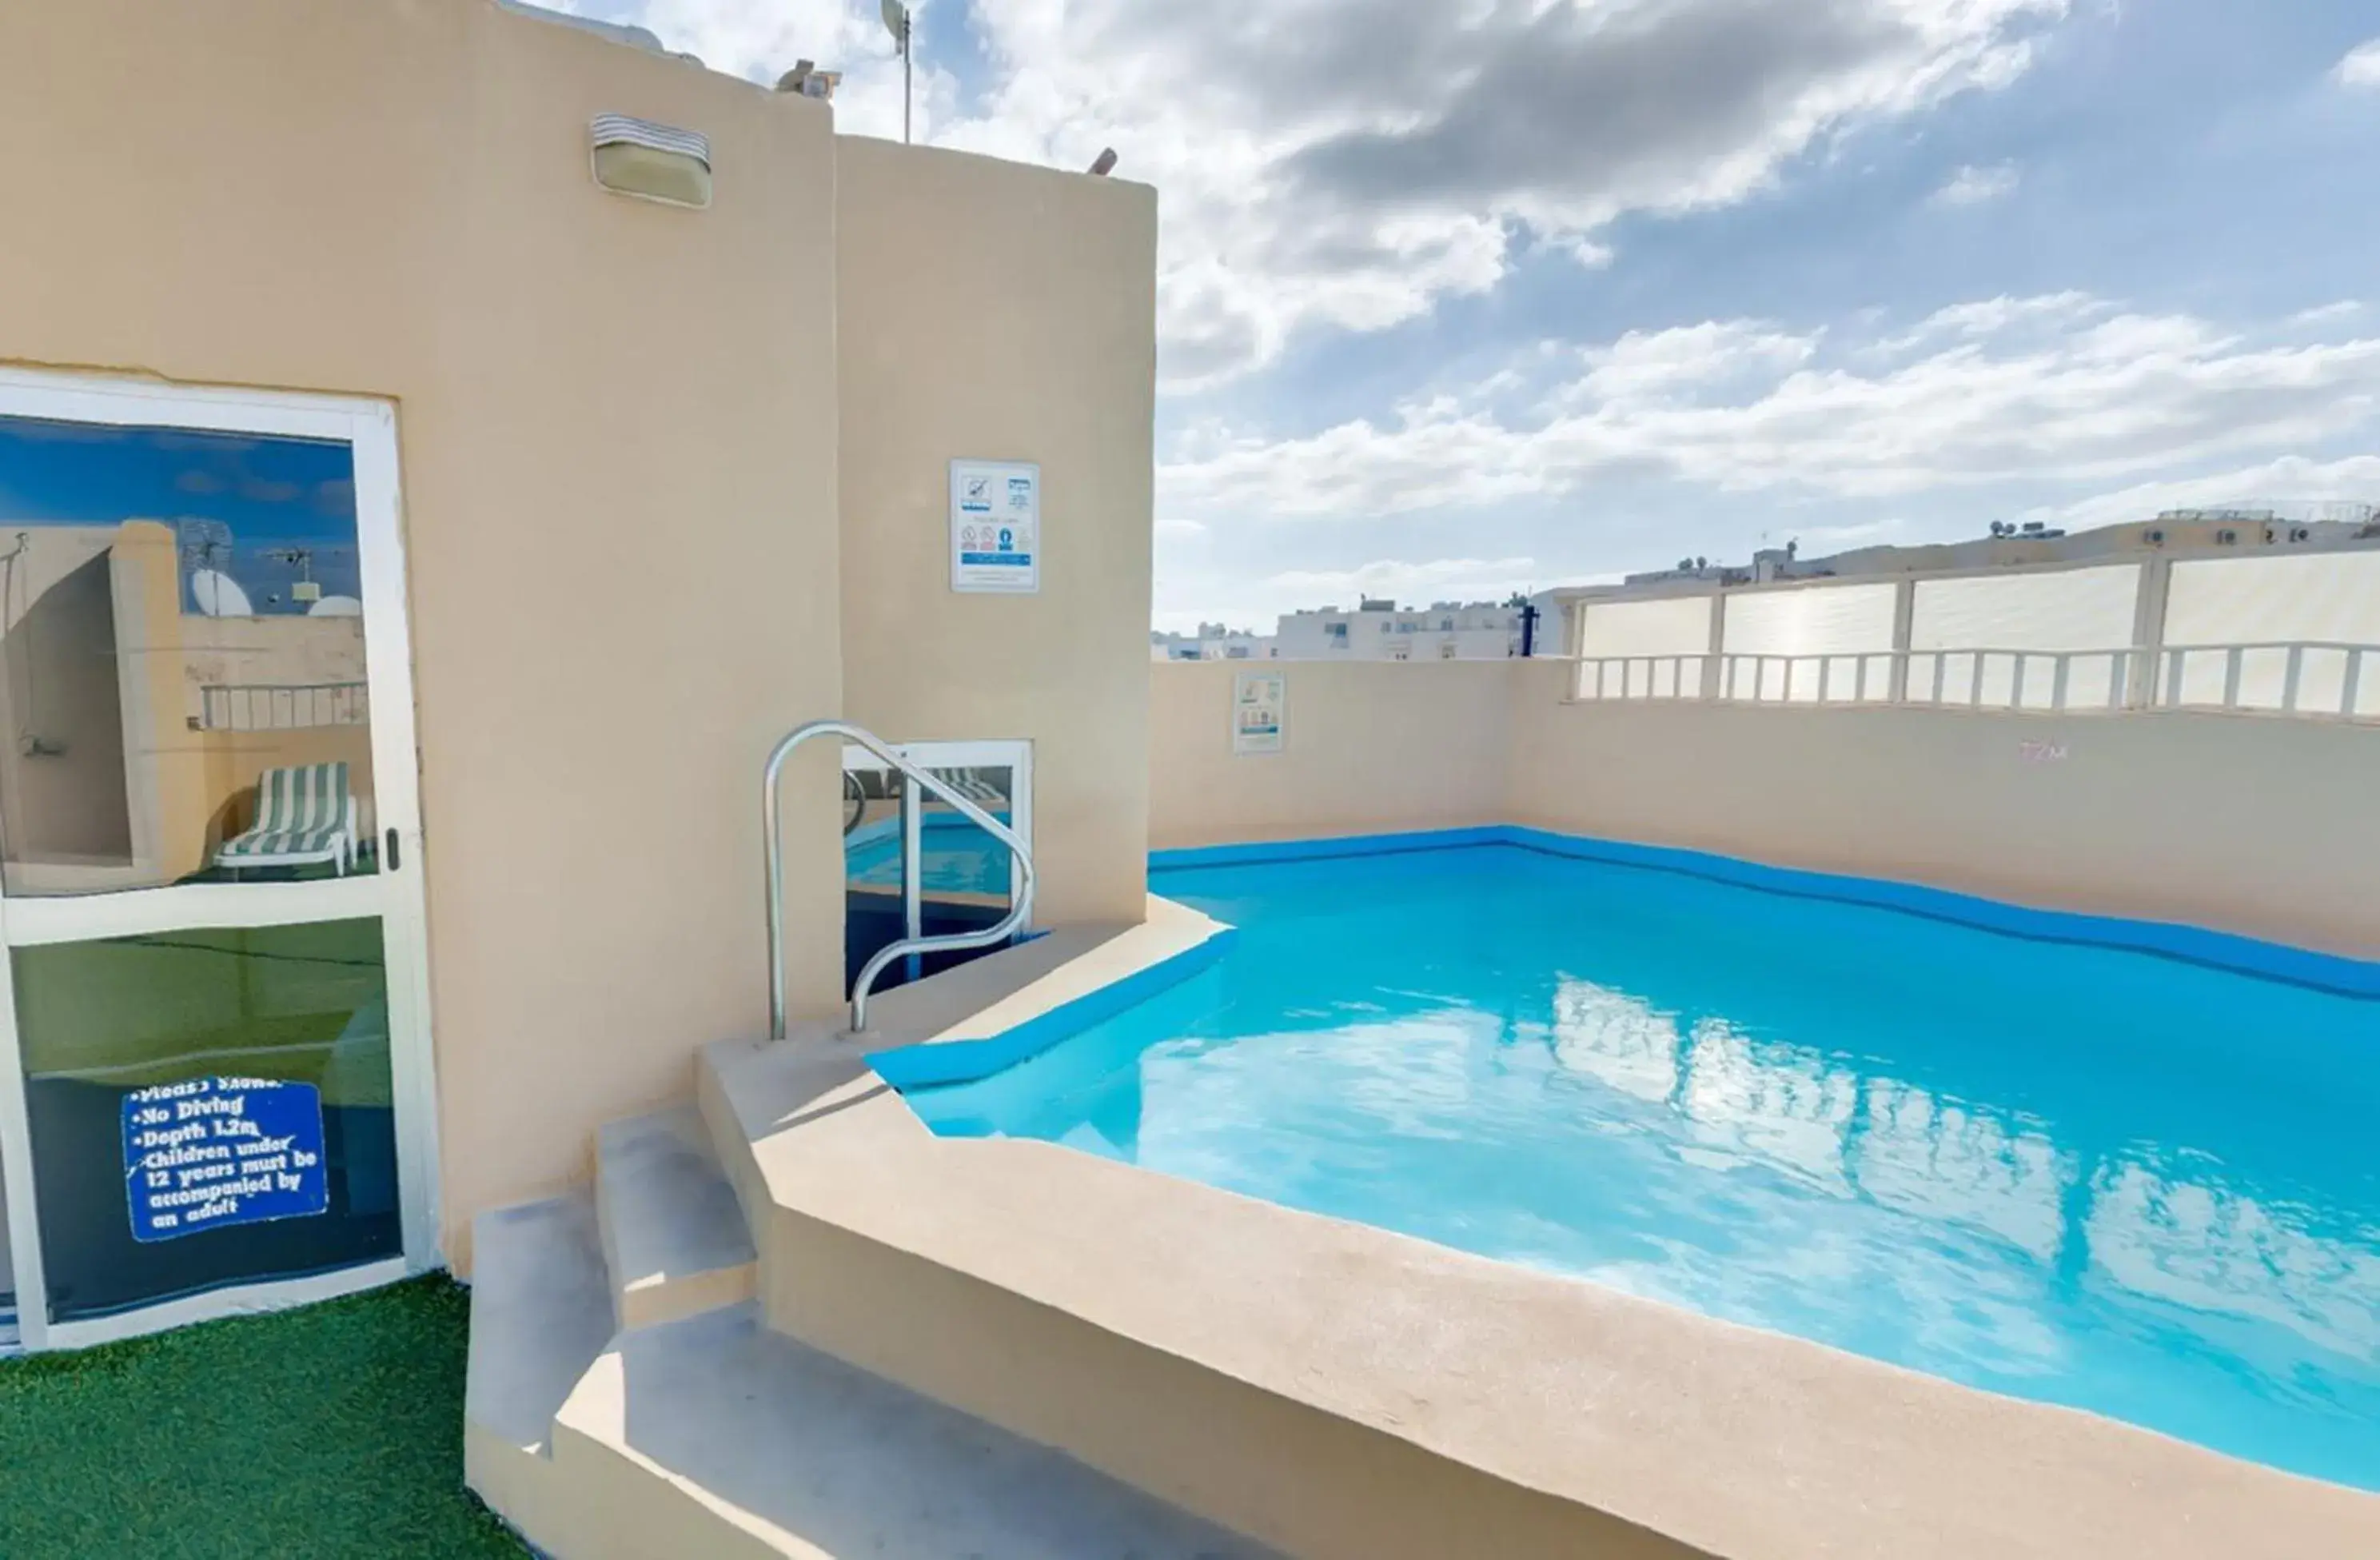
949,458 -> 1040,594
1234,669 -> 1285,755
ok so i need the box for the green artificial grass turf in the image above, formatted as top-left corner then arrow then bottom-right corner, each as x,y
0,1275 -> 528,1558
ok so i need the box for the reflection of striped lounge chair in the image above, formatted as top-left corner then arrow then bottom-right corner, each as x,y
215,762 -> 360,876
935,771 -> 1008,807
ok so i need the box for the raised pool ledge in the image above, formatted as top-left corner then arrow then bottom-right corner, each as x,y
862,895 -> 1235,1091
699,1006 -> 2380,1560
1152,824 -> 2380,1001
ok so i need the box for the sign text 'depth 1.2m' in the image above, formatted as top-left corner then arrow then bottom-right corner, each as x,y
122,1075 -> 329,1243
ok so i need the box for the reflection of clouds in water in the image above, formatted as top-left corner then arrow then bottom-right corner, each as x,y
1314,1014 -> 1488,1143
2087,1162 -> 2380,1364
1138,1011 -> 1493,1167
1859,1080 -> 2067,1265
1549,982 -> 1678,1103
1680,1018 -> 1857,1194
1545,975 -> 2380,1382
1554,978 -> 2067,1262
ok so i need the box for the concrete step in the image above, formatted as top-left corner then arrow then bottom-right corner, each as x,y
551,1300 -> 1272,1559
464,1192 -> 616,1539
596,1103 -> 756,1331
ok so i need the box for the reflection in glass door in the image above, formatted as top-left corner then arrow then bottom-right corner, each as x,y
0,371 -> 436,1350
841,740 -> 1032,995
0,1157 -> 14,1347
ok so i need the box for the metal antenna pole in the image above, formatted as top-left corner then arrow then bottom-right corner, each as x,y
883,1 -> 915,144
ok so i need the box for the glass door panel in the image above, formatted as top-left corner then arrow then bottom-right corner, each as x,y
840,757 -> 911,994
913,758 -> 1023,948
0,372 -> 432,1349
0,415 -> 373,896
841,740 -> 1031,995
14,921 -> 397,1322
0,1155 -> 14,1343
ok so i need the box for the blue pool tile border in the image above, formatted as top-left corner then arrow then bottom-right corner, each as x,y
1154,826 -> 2380,1001
866,925 -> 1240,1091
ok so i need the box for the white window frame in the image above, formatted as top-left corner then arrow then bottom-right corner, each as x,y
840,738 -> 1035,939
0,368 -> 439,1352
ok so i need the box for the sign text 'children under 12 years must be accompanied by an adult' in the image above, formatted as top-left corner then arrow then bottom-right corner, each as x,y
950,458 -> 1041,594
122,1075 -> 330,1243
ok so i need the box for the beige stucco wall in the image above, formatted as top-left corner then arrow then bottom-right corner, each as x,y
835,138 -> 1158,924
1505,660 -> 2380,960
1149,660 -> 1515,849
1150,660 -> 2380,959
0,0 -> 848,1266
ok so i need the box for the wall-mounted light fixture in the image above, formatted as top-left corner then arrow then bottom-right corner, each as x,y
590,113 -> 712,209
774,59 -> 842,102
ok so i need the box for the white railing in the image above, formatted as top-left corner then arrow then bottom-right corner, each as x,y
1572,643 -> 2380,720
1901,648 -> 2137,712
197,681 -> 369,732
1573,654 -> 1709,701
1726,652 -> 1908,705
2158,641 -> 2377,719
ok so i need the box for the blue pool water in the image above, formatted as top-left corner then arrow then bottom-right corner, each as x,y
846,813 -> 1014,896
902,843 -> 2380,1489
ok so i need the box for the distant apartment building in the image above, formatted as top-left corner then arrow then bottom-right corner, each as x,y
1150,622 -> 1277,661
1619,506 -> 2380,591
1274,598 -> 1534,660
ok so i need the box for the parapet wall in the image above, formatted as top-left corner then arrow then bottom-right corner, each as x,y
1152,657 -> 2380,960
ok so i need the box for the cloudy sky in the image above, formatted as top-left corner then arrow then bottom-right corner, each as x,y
557,1 -> 2380,631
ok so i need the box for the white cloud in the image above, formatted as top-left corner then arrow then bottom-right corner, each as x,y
1929,162 -> 2019,206
2334,38 -> 2380,89
1868,290 -> 2104,355
1039,0 -> 2069,385
1560,237 -> 1619,271
540,0 -> 959,142
1571,320 -> 1819,404
1262,555 -> 1539,604
1158,294 -> 2380,519
590,0 -> 2065,386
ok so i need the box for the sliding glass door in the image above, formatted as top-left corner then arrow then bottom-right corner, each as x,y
0,370 -> 437,1349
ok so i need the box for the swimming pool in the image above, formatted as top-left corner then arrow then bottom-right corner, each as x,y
898,836 -> 2380,1491
844,812 -> 1015,896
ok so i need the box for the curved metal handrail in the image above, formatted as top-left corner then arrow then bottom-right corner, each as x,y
763,719 -> 1035,1038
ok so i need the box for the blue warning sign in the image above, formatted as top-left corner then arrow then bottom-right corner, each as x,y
122,1076 -> 329,1243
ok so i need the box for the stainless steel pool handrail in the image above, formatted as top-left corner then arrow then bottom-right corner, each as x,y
763,719 -> 1035,1038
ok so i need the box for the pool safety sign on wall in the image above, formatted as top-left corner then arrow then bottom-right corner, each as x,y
1234,669 -> 1286,755
950,458 -> 1040,593
122,1076 -> 329,1242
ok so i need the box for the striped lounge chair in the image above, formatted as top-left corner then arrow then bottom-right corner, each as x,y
214,761 -> 361,876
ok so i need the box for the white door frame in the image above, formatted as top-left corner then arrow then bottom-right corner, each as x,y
0,368 -> 440,1352
841,737 -> 1035,936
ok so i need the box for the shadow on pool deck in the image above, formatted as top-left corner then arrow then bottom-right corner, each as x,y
0,1275 -> 526,1558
